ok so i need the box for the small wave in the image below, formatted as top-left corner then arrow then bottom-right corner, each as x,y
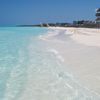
48,48 -> 64,62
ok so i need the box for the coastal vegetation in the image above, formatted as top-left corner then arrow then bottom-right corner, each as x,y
17,21 -> 98,28
18,8 -> 100,28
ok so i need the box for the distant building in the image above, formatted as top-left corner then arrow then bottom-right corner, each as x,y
55,23 -> 70,27
96,8 -> 100,24
73,20 -> 96,28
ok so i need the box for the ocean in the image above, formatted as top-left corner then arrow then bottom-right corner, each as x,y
0,27 -> 100,100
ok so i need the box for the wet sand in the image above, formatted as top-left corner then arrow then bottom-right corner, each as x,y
40,27 -> 100,95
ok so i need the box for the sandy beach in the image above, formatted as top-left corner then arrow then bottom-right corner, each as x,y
40,27 -> 100,95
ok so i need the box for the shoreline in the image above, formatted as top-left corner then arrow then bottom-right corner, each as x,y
39,27 -> 100,95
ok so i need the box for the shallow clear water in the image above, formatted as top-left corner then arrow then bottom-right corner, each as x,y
0,27 -> 100,100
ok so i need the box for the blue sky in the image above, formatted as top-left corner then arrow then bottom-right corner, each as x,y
0,0 -> 99,26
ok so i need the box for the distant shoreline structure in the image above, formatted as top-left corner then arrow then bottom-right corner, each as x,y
17,8 -> 100,28
16,21 -> 99,28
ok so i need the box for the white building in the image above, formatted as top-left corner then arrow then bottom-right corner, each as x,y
96,8 -> 100,23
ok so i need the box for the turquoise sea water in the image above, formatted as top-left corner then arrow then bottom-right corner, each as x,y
0,27 -> 100,100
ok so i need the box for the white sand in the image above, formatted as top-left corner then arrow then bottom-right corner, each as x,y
40,27 -> 100,95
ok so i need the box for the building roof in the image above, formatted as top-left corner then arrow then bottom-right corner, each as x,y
96,8 -> 100,12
